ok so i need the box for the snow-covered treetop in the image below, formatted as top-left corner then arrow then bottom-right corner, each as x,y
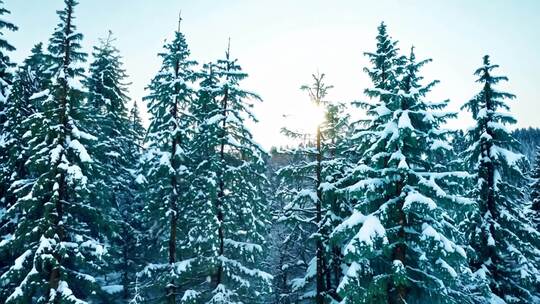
47,0 -> 87,80
461,55 -> 524,175
145,28 -> 197,132
462,55 -> 516,122
363,21 -> 405,95
86,31 -> 130,114
209,44 -> 265,160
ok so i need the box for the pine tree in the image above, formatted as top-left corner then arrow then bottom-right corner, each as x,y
0,0 -> 19,241
1,43 -> 50,202
531,148 -> 540,231
139,24 -> 197,303
0,0 -> 19,287
0,1 -> 112,302
320,101 -> 352,302
334,24 -> 478,304
186,45 -> 272,303
461,55 -> 540,303
276,73 -> 351,303
178,61 -> 222,304
0,42 -> 51,277
84,31 -> 141,301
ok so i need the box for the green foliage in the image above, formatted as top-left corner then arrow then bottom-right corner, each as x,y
139,29 -> 198,302
185,48 -> 272,304
334,25 -> 479,304
83,30 -> 143,301
0,3 -> 538,303
275,72 -> 351,303
461,55 -> 540,303
0,1 -> 113,302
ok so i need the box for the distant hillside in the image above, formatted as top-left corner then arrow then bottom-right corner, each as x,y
513,127 -> 540,164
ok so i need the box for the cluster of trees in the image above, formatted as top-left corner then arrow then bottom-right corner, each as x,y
269,23 -> 540,304
0,1 -> 538,304
0,1 -> 269,303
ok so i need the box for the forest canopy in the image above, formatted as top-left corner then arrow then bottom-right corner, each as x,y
0,1 -> 539,304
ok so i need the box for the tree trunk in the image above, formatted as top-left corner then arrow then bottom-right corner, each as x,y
483,81 -> 501,296
215,85 -> 229,288
390,203 -> 407,304
49,2 -> 74,298
167,129 -> 178,304
315,125 -> 325,304
166,53 -> 183,304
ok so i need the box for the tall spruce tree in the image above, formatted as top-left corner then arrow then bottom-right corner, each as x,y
0,1 -> 114,302
461,55 -> 540,303
334,24 -> 479,304
0,0 -> 18,238
139,23 -> 197,304
185,45 -> 272,303
0,0 -> 19,287
175,61 -> 222,304
320,101 -> 352,302
276,73 -> 351,303
84,31 -> 141,300
0,43 -> 51,278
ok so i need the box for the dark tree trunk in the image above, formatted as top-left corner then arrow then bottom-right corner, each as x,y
215,83 -> 229,288
49,2 -> 74,298
166,51 -> 182,304
315,125 -> 325,304
483,81 -> 501,296
388,179 -> 407,304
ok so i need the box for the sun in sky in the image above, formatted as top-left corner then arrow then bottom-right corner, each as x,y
280,92 -> 327,145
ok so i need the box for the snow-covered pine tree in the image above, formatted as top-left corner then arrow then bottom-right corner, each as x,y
275,79 -> 325,303
320,101 -> 352,303
334,24 -> 479,303
0,0 -> 19,286
127,102 -> 146,293
0,0 -> 18,237
139,23 -> 197,304
186,44 -> 272,303
332,22 -> 404,303
0,42 -> 51,278
178,61 -> 222,304
275,73 -> 351,303
84,31 -> 141,300
0,1 -> 113,302
461,55 -> 540,303
531,148 -> 540,231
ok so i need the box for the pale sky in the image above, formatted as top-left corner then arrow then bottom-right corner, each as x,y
6,0 -> 540,149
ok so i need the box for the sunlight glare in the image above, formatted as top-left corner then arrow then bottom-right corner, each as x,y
287,101 -> 326,136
